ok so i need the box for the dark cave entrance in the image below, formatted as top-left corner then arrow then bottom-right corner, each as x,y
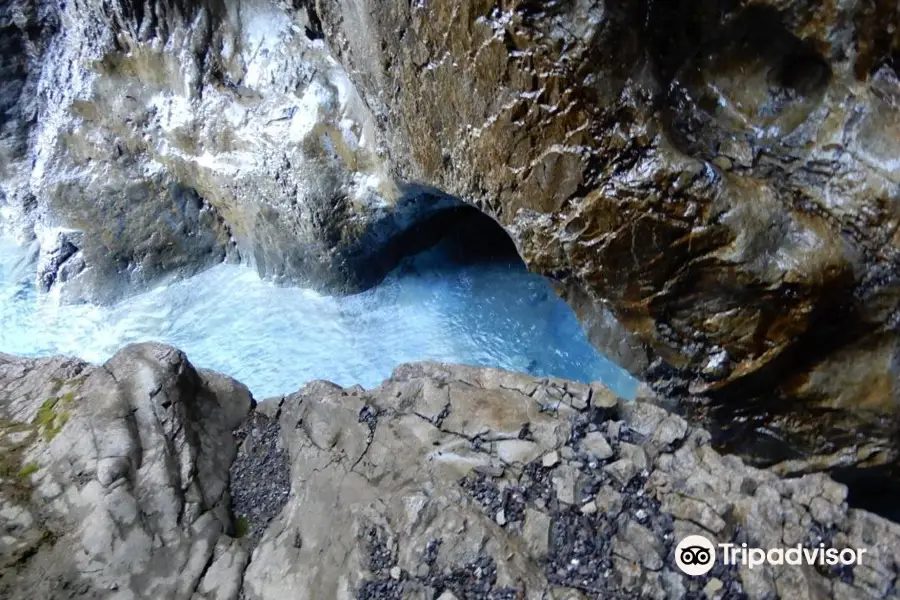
346,192 -> 525,291
831,465 -> 900,523
417,203 -> 522,267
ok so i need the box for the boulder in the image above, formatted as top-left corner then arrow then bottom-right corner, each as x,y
0,343 -> 252,600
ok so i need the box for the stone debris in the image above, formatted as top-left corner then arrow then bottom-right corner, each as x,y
542,451 -> 561,468
230,408 -> 291,545
580,432 -> 614,461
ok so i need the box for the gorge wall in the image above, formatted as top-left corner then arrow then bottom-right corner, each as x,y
1,0 -> 899,466
311,0 -> 900,463
0,0 -> 450,304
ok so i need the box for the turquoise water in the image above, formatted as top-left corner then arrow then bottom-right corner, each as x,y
0,236 -> 637,399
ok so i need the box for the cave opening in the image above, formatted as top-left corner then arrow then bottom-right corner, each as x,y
408,201 -> 523,269
355,192 -> 640,400
349,192 -> 527,292
831,464 -> 900,523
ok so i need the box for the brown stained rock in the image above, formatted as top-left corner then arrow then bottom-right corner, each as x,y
315,0 -> 900,465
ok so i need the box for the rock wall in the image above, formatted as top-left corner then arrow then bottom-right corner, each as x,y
2,0 -> 899,463
1,0 -> 479,303
312,0 -> 900,454
3,345 -> 900,599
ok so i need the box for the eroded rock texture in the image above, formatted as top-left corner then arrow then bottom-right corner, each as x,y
2,0 -> 483,303
4,345 -> 900,598
313,0 -> 900,458
241,362 -> 900,600
3,0 -> 899,464
0,343 -> 253,600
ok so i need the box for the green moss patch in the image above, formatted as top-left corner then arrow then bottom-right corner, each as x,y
34,397 -> 70,442
235,515 -> 250,538
0,420 -> 39,503
17,462 -> 39,479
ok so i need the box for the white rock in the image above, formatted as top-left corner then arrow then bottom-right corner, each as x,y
581,432 -> 614,460
542,451 -> 560,467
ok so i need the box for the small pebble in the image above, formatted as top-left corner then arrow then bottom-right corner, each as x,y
542,451 -> 560,467
704,577 -> 724,597
390,566 -> 401,580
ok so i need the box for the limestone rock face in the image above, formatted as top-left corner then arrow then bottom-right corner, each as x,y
1,0 -> 472,303
242,362 -> 900,600
313,0 -> 900,451
5,0 -> 898,461
0,343 -> 252,600
3,346 -> 900,599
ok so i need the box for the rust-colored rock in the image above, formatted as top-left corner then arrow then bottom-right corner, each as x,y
314,0 -> 900,461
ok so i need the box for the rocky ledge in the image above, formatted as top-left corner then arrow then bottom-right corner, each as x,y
1,344 -> 899,600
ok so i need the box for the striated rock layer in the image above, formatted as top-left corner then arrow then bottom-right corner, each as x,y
312,0 -> 900,461
2,344 -> 900,599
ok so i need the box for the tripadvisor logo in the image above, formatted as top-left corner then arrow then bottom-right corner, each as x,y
675,535 -> 716,576
674,534 -> 868,576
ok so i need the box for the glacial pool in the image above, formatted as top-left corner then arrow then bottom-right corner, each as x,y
0,235 -> 637,400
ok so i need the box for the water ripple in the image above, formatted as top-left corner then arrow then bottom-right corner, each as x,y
0,236 -> 637,399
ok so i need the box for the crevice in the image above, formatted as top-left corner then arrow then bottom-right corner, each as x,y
303,1 -> 324,41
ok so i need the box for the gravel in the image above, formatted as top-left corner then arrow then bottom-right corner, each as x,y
230,408 -> 291,544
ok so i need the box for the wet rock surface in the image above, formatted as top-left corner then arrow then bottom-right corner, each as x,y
1,0 -> 473,304
314,0 -> 900,466
2,346 -> 900,598
2,0 -> 898,474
